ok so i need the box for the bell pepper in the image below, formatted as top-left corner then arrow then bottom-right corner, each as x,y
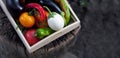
25,3 -> 47,22
38,0 -> 62,14
33,10 -> 48,28
55,0 -> 71,26
6,0 -> 24,18
35,28 -> 54,39
25,3 -> 48,28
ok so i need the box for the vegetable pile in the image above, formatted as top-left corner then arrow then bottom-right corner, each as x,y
6,0 -> 71,46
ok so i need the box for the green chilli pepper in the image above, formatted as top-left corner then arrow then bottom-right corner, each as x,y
55,0 -> 71,26
35,28 -> 54,39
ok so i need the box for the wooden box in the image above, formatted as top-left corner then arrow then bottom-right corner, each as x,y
0,0 -> 80,53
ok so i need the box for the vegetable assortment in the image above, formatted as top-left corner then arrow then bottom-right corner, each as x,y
6,0 -> 71,46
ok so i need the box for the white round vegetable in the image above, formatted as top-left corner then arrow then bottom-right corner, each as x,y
48,13 -> 64,31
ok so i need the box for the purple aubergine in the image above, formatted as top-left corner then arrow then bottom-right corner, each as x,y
6,0 -> 24,18
38,0 -> 62,14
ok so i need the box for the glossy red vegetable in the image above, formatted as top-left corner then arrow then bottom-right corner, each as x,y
25,3 -> 47,22
34,10 -> 48,28
25,3 -> 48,28
24,29 -> 40,46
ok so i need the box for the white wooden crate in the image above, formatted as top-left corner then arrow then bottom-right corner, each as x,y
0,0 -> 81,53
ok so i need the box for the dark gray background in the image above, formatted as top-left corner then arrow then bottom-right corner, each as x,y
1,0 -> 120,58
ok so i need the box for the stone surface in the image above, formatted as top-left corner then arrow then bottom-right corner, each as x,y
68,0 -> 120,58
1,0 -> 120,58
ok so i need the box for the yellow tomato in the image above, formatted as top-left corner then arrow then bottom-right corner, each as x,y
19,12 -> 35,28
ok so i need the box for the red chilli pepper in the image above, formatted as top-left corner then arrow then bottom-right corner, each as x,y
25,3 -> 47,22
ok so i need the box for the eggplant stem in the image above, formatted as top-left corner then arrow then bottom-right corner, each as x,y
43,6 -> 52,15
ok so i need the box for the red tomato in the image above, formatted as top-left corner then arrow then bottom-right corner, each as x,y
24,29 -> 40,46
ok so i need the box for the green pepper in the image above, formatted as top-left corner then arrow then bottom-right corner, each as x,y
35,28 -> 54,39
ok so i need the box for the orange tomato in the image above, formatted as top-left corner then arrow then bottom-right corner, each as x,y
19,12 -> 35,28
